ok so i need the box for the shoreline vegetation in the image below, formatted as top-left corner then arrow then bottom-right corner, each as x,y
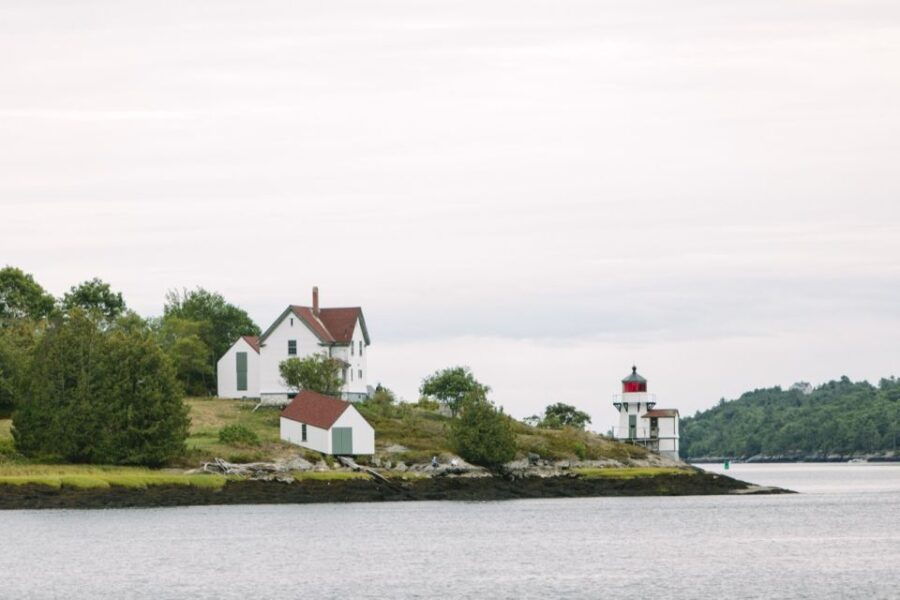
0,398 -> 791,510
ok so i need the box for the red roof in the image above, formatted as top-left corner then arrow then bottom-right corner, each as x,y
642,409 -> 679,418
287,305 -> 369,345
319,307 -> 363,343
242,336 -> 260,354
281,390 -> 351,429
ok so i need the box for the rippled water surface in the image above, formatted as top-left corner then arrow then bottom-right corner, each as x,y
3,464 -> 899,599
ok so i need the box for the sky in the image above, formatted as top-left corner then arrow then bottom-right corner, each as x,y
2,0 -> 900,432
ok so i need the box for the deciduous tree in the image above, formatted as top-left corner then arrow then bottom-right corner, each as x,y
420,366 -> 489,417
279,354 -> 344,396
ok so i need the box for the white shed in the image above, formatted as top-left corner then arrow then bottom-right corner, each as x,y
216,336 -> 260,398
280,390 -> 375,455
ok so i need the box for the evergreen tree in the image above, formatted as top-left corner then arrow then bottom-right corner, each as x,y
12,310 -> 189,466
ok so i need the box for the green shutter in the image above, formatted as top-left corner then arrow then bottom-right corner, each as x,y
236,352 -> 248,391
331,427 -> 353,455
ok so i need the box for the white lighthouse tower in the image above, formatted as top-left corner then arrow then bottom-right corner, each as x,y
612,366 -> 680,460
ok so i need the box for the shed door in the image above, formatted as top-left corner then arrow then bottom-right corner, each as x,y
628,415 -> 637,439
236,352 -> 248,391
332,427 -> 353,455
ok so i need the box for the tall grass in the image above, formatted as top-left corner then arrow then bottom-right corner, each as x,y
0,465 -> 227,490
573,467 -> 692,479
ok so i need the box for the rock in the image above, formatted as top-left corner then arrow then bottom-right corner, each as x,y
282,456 -> 314,471
394,462 -> 408,472
527,452 -> 540,465
384,444 -> 409,454
314,460 -> 329,471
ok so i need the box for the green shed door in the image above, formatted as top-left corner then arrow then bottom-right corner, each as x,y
331,427 -> 353,455
236,352 -> 248,391
628,415 -> 637,439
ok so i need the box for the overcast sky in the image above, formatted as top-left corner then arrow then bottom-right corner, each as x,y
2,0 -> 899,431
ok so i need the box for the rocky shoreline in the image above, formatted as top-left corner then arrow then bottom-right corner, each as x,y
0,468 -> 791,510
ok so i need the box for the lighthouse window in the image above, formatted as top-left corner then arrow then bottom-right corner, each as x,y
623,402 -> 629,412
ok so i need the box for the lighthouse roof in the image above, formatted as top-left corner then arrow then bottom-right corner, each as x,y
622,366 -> 646,383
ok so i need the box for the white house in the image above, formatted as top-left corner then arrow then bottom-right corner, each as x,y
216,287 -> 371,403
280,390 -> 375,455
611,366 -> 680,460
216,335 -> 260,398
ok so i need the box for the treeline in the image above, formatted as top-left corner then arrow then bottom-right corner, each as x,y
0,266 -> 260,465
681,377 -> 900,459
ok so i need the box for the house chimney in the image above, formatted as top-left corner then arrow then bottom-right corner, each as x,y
312,286 -> 319,316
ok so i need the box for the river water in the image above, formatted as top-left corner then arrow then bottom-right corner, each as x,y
2,464 -> 898,599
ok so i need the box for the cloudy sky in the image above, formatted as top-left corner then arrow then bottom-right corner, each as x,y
2,0 -> 899,431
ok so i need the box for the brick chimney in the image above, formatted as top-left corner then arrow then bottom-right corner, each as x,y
312,286 -> 319,316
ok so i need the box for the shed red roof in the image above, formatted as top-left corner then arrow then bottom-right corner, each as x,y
642,409 -> 679,418
281,390 -> 351,429
242,336 -> 260,354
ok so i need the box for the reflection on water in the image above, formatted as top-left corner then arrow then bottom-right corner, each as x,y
3,464 -> 899,599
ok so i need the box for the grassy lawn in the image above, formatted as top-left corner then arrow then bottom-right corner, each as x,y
0,464 -> 228,489
572,466 -> 692,479
182,397 -> 302,465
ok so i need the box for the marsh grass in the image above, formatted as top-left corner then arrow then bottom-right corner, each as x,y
0,464 -> 228,489
291,471 -> 368,481
573,467 -> 692,479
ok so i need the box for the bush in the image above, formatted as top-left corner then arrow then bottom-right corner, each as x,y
218,424 -> 260,446
449,392 -> 516,469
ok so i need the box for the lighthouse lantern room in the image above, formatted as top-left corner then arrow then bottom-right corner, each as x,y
612,366 -> 680,460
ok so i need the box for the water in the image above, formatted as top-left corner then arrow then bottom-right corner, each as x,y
2,464 -> 898,599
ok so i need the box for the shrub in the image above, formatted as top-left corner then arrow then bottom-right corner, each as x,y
218,424 -> 260,446
449,392 -> 516,469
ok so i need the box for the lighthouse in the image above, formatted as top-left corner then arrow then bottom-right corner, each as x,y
612,366 -> 680,460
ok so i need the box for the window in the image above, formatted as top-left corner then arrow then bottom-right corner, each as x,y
351,343 -> 354,356
290,318 -> 294,326
350,370 -> 354,382
288,340 -> 297,355
236,352 -> 248,391
301,423 -> 307,442
359,341 -> 363,355
358,369 -> 362,379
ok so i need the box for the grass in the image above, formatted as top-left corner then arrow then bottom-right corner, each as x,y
0,464 -> 228,489
182,398 -> 299,465
357,401 -> 651,464
291,471 -> 369,481
572,467 -> 692,479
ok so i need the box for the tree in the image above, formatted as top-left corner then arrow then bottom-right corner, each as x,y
0,266 -> 55,324
163,287 -> 260,392
12,309 -> 190,466
154,316 -> 214,396
61,277 -> 126,319
538,403 -> 592,429
449,390 -> 516,469
420,366 -> 489,417
0,319 -> 41,414
279,354 -> 344,395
